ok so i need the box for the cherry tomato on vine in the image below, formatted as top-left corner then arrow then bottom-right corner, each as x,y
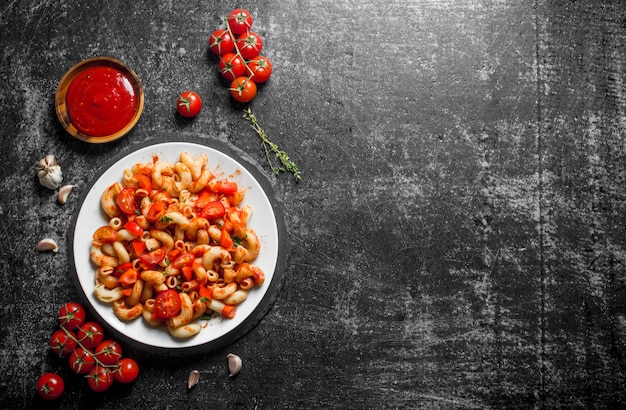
177,91 -> 202,118
229,76 -> 257,103
154,289 -> 181,320
235,31 -> 263,60
69,347 -> 96,374
87,366 -> 114,393
77,321 -> 105,349
95,340 -> 123,366
116,187 -> 138,215
58,302 -> 86,330
219,52 -> 246,81
49,329 -> 77,357
209,29 -> 235,56
37,373 -> 64,400
248,55 -> 273,83
113,358 -> 140,383
227,8 -> 253,35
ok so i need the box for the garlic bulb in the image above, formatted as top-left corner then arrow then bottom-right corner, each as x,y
37,154 -> 63,190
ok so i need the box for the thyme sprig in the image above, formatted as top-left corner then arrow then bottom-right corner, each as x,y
243,108 -> 302,182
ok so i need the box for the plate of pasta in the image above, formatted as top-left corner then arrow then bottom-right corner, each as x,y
69,141 -> 284,353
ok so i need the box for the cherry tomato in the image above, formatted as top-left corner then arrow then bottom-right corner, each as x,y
116,187 -> 138,215
113,358 -> 140,383
124,221 -> 144,237
212,180 -> 239,194
227,8 -> 253,36
177,91 -> 202,118
87,366 -> 114,393
219,52 -> 246,81
93,226 -> 118,243
209,29 -> 235,56
248,55 -> 273,83
69,347 -> 96,374
154,289 -> 181,320
37,373 -> 64,400
139,248 -> 167,265
199,200 -> 226,219
229,76 -> 257,103
49,329 -> 77,357
236,31 -> 263,60
77,321 -> 105,349
58,302 -> 86,330
94,340 -> 123,366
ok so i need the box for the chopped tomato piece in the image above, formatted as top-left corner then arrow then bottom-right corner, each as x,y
131,240 -> 146,257
124,221 -> 144,237
154,289 -> 181,320
121,288 -> 133,297
113,262 -> 133,278
93,226 -> 118,243
139,248 -> 166,265
182,266 -> 193,282
212,180 -> 238,194
172,253 -> 194,269
195,189 -> 219,209
199,285 -> 212,302
119,269 -> 138,287
134,174 -> 153,191
221,305 -> 237,319
220,228 -> 234,249
146,202 -> 166,223
199,201 -> 226,219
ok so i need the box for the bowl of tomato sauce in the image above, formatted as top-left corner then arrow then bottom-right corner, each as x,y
56,57 -> 144,143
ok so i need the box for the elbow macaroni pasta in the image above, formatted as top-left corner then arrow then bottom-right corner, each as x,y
90,152 -> 265,339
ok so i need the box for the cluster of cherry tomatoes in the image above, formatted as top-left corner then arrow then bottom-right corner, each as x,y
37,302 -> 139,400
209,8 -> 273,103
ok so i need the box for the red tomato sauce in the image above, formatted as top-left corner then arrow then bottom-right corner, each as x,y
66,66 -> 138,137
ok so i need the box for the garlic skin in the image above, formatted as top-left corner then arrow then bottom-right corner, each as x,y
187,370 -> 200,390
36,238 -> 59,253
58,184 -> 75,204
227,353 -> 242,377
37,154 -> 63,190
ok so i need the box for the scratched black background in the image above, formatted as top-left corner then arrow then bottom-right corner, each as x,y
1,1 -> 625,409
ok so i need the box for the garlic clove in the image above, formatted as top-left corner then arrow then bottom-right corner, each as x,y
227,353 -> 242,377
58,184 -> 76,204
36,154 -> 63,190
187,369 -> 200,390
37,238 -> 59,253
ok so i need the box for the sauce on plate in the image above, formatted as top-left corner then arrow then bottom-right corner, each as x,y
65,65 -> 138,137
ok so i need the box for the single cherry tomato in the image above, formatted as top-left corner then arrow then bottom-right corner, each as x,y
248,55 -> 273,83
94,340 -> 123,366
93,225 -> 118,243
171,252 -> 194,269
219,52 -> 247,81
139,248 -> 167,265
37,373 -> 64,400
146,202 -> 166,223
235,31 -> 263,60
199,200 -> 226,219
212,180 -> 239,194
116,187 -> 138,215
177,91 -> 202,118
69,347 -> 96,374
49,329 -> 77,357
77,321 -> 105,349
227,8 -> 253,35
229,76 -> 257,103
87,366 -> 114,393
208,29 -> 235,56
154,289 -> 182,320
58,302 -> 86,330
113,357 -> 140,383
124,221 -> 144,237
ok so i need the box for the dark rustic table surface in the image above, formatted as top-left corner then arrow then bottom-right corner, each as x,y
2,0 -> 626,409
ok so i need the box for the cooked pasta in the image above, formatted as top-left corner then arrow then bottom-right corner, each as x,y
90,152 -> 265,339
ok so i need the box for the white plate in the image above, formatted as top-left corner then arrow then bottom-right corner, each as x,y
71,142 -> 279,351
